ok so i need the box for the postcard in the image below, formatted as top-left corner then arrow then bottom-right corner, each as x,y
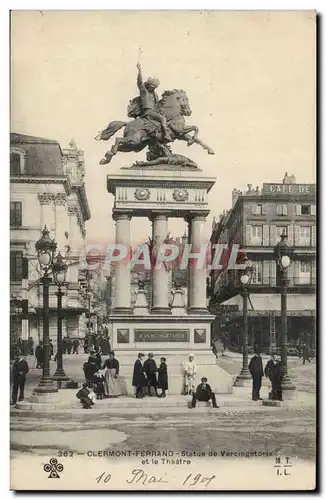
10,10 -> 316,491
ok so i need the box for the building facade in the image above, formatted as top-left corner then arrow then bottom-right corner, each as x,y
209,173 -> 316,352
10,133 -> 91,347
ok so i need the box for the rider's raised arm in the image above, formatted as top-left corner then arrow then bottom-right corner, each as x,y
137,63 -> 145,91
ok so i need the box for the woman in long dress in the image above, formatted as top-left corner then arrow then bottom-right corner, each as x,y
102,351 -> 121,397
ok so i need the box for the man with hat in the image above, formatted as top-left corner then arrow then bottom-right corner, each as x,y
248,348 -> 264,401
143,352 -> 159,397
132,352 -> 147,398
190,377 -> 219,409
136,62 -> 173,142
11,354 -> 29,405
158,357 -> 168,398
264,353 -> 284,401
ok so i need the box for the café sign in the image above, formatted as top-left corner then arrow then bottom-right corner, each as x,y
262,183 -> 316,195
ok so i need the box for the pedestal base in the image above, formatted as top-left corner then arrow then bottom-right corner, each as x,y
233,369 -> 252,387
33,376 -> 58,394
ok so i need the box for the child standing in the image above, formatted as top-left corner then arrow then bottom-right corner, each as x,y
158,357 -> 168,398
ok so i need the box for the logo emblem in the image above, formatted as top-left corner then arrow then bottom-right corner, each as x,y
43,458 -> 64,478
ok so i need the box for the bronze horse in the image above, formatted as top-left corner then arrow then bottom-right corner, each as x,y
95,89 -> 215,164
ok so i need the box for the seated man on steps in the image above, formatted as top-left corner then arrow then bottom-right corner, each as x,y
190,377 -> 219,409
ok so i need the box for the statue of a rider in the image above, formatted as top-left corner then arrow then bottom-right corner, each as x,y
134,62 -> 173,143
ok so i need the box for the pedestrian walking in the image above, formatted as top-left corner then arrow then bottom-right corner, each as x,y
144,353 -> 159,396
35,341 -> 43,369
72,338 -> 80,355
27,336 -> 34,355
184,354 -> 196,395
67,338 -> 72,354
190,377 -> 219,408
302,344 -> 311,364
11,355 -> 29,404
249,350 -> 264,400
48,339 -> 54,360
158,357 -> 168,398
132,352 -> 147,398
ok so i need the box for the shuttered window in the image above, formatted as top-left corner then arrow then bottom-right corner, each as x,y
10,251 -> 23,281
10,202 -> 22,227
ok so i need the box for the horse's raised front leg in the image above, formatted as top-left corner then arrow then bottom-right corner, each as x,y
99,137 -> 124,165
179,133 -> 215,155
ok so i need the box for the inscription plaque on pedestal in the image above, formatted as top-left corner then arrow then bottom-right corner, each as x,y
134,329 -> 189,342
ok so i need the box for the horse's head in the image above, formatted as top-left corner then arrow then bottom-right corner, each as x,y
159,89 -> 192,117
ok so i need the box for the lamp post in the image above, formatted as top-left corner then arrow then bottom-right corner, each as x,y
274,232 -> 296,391
33,226 -> 58,394
234,256 -> 254,387
52,252 -> 70,387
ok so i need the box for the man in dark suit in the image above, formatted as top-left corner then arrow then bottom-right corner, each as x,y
143,353 -> 158,397
191,377 -> 219,408
265,354 -> 284,401
249,350 -> 264,401
11,355 -> 29,404
132,352 -> 147,398
35,341 -> 43,369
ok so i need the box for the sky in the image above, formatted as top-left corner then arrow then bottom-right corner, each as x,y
10,10 -> 316,245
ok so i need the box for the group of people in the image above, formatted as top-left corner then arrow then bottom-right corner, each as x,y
249,351 -> 285,401
77,351 -> 219,410
82,349 -> 121,400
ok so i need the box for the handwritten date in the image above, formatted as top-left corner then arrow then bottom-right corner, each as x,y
96,469 -> 216,488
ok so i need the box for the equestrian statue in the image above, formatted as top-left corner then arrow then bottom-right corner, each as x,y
95,62 -> 215,167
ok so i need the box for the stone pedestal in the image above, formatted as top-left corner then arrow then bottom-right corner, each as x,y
106,165 -> 233,395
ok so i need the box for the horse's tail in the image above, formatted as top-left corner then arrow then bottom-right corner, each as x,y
95,121 -> 126,141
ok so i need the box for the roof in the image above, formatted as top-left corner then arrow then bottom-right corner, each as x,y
10,133 -> 60,145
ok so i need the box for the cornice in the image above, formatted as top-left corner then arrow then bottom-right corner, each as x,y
10,175 -> 72,195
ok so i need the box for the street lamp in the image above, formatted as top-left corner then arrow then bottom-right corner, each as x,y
34,226 -> 58,394
234,255 -> 254,387
52,252 -> 70,387
274,232 -> 296,391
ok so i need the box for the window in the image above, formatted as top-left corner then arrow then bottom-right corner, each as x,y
251,261 -> 262,284
10,202 -> 22,227
300,261 -> 311,273
10,251 -> 23,281
251,225 -> 263,245
297,205 -> 311,215
251,204 -> 266,215
299,261 -> 311,285
276,205 -> 288,215
298,226 -> 311,246
10,150 -> 26,175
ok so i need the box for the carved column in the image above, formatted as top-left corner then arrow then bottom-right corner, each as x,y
187,214 -> 209,314
54,194 -> 68,252
114,213 -> 132,314
38,193 -> 55,233
151,213 -> 171,314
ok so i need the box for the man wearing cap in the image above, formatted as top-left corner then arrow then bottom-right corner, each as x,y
191,377 -> 219,409
143,352 -> 159,397
184,354 -> 197,395
136,62 -> 173,142
132,352 -> 147,398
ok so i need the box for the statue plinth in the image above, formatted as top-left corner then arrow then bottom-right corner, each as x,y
106,163 -> 233,395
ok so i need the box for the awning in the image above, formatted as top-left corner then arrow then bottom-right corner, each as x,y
222,293 -> 316,314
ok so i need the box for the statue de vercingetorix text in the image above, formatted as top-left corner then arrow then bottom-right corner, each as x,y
95,63 -> 215,168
